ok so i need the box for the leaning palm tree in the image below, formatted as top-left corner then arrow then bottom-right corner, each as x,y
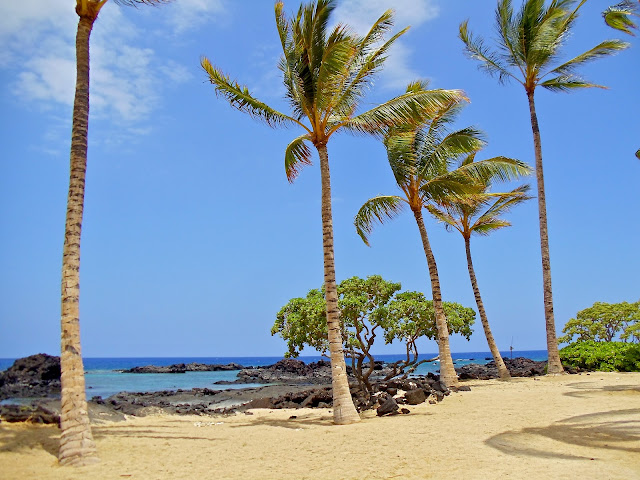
201,0 -> 465,423
61,0 -> 171,467
603,1 -> 639,35
354,101 -> 530,387
460,0 -> 629,374
427,155 -> 533,380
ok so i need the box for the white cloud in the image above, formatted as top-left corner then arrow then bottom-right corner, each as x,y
0,0 -> 210,144
164,0 -> 226,35
332,0 -> 440,89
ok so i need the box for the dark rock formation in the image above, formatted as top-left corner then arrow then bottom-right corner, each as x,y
456,357 -> 548,380
234,359 -> 334,384
404,389 -> 427,405
0,354 -> 61,400
376,393 -> 399,416
120,362 -> 244,374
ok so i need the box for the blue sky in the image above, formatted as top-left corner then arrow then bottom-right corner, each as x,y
0,0 -> 638,359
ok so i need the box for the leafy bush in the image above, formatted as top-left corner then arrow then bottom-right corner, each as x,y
559,341 -> 640,372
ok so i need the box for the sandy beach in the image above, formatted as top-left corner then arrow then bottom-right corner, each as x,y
1,372 -> 638,480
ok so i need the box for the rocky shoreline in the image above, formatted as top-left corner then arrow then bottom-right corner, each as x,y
0,354 -> 555,425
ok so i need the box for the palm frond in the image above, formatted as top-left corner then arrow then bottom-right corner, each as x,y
341,89 -> 466,137
354,195 -> 406,246
425,204 -> 462,234
285,134 -> 313,183
113,0 -> 172,6
549,39 -> 630,77
603,1 -> 639,35
460,19 -> 518,85
202,58 -> 302,129
456,156 -> 532,184
540,75 -> 606,91
419,172 -> 477,204
329,26 -> 409,121
470,218 -> 512,236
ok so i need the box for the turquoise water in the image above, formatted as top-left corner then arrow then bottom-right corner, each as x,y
0,350 -> 547,400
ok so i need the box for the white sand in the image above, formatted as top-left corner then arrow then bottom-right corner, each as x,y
1,372 -> 639,480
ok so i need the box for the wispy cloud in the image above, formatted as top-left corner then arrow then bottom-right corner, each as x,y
333,0 -> 440,89
163,0 -> 227,35
0,0 -> 201,147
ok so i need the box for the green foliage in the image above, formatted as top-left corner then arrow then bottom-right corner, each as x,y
559,341 -> 640,372
603,1 -> 639,36
272,276 -> 475,383
559,301 -> 640,344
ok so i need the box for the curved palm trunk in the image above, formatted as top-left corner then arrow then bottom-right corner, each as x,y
526,90 -> 564,374
317,144 -> 361,424
412,208 -> 458,387
464,237 -> 511,380
59,14 -> 99,466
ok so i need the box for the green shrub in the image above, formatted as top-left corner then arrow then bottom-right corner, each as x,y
559,341 -> 640,372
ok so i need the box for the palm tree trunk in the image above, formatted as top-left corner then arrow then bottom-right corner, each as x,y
526,89 -> 564,374
412,208 -> 458,387
317,144 -> 360,424
58,14 -> 99,466
464,237 -> 511,380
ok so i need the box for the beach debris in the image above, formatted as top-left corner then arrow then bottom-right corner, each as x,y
193,421 -> 223,427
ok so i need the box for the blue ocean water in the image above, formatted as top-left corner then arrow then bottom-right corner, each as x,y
0,350 -> 547,400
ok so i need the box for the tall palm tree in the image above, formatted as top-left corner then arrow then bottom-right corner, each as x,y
427,155 -> 532,380
201,0 -> 464,424
61,0 -> 171,467
354,101 -> 529,387
459,0 -> 629,374
603,1 -> 639,35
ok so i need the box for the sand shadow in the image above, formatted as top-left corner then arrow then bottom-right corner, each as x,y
486,408 -> 640,461
229,413 -> 335,430
0,424 -> 59,457
563,381 -> 640,399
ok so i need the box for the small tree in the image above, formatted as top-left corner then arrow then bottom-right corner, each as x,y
560,301 -> 640,343
272,275 -> 475,396
381,291 -> 475,379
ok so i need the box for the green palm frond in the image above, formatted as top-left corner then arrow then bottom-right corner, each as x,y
540,75 -> 606,91
418,172 -> 478,204
329,26 -> 409,120
201,58 -> 301,129
341,88 -> 466,137
472,184 -> 532,234
456,156 -> 532,184
549,40 -> 630,77
426,204 -> 464,235
285,134 -> 313,183
603,1 -> 639,35
460,19 -> 517,85
354,195 -> 406,246
636,148 -> 640,160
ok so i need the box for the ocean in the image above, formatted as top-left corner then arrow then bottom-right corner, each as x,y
0,350 -> 547,400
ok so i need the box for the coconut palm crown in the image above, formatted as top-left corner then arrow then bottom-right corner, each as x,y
427,154 -> 533,380
202,0 -> 466,423
459,0 -> 628,374
354,100 -> 530,387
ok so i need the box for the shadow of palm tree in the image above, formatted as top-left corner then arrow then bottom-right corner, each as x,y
563,381 -> 640,399
229,413 -> 335,430
486,408 -> 640,460
0,424 -> 59,457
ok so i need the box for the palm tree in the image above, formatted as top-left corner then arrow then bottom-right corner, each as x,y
201,0 -> 464,424
459,0 -> 629,374
354,101 -> 529,387
603,1 -> 639,35
427,155 -> 532,380
60,0 -> 171,467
